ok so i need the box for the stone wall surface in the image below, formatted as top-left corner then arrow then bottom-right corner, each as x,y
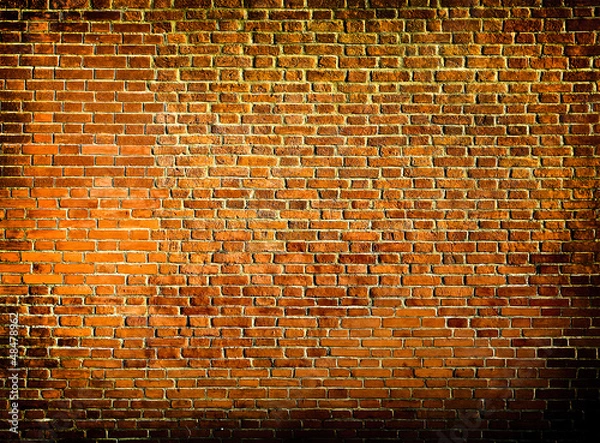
0,0 -> 599,441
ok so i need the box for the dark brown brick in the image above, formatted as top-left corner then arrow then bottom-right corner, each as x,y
49,0 -> 88,7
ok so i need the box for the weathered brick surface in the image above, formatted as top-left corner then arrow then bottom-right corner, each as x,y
1,1 -> 599,442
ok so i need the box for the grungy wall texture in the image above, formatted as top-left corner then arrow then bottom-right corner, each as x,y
0,0 -> 599,442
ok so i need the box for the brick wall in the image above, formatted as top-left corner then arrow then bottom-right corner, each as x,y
1,0 -> 599,442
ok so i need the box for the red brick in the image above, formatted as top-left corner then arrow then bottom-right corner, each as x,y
566,19 -> 600,32
50,0 -> 90,8
504,19 -> 543,33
